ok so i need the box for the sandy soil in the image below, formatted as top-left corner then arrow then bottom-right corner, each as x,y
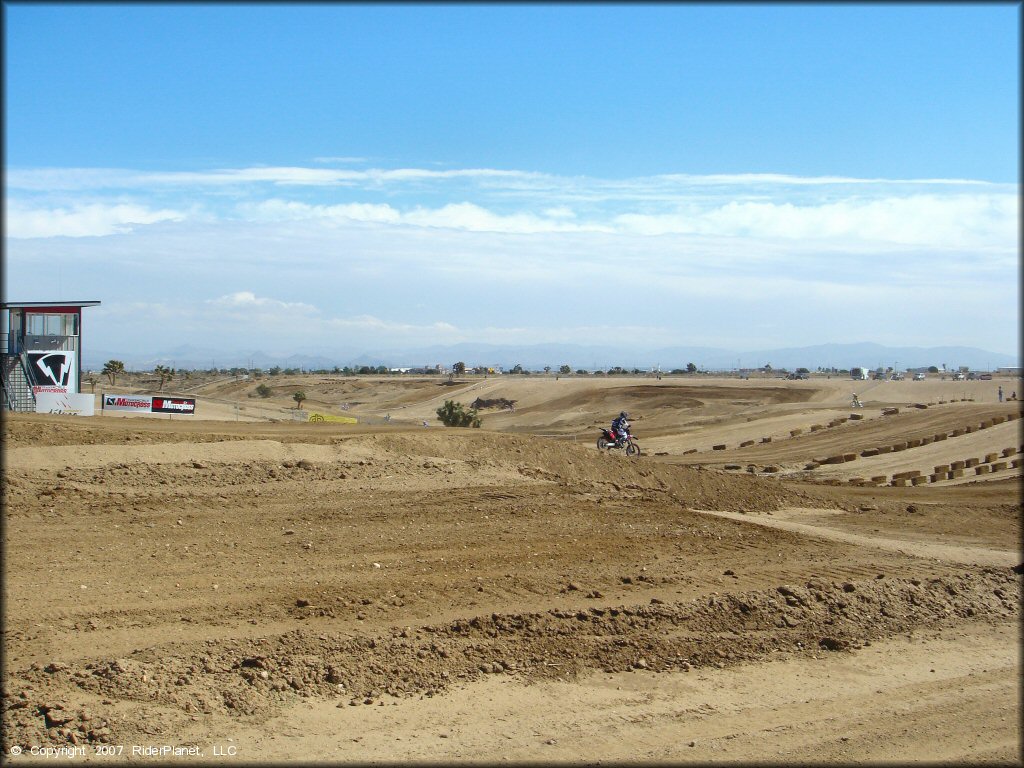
2,373 -> 1020,764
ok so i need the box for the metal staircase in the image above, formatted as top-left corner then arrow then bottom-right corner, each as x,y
1,354 -> 37,412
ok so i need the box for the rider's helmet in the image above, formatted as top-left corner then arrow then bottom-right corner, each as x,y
620,411 -> 629,419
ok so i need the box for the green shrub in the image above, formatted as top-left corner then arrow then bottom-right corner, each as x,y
436,400 -> 481,428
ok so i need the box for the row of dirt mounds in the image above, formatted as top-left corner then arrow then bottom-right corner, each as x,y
6,570 -> 1017,750
673,402 -> 1020,462
2,376 -> 1020,760
661,403 -> 1023,485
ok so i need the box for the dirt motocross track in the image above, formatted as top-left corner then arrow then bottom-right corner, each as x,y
2,374 -> 1021,763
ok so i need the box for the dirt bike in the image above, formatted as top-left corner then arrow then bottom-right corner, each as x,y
597,428 -> 641,456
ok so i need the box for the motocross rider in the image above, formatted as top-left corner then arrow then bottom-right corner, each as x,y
611,411 -> 631,445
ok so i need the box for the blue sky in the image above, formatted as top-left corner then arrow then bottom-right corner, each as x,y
4,3 -> 1020,362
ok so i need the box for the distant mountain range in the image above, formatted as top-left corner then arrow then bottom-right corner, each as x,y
83,341 -> 1019,373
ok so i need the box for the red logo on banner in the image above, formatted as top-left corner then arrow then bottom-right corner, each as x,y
152,398 -> 196,414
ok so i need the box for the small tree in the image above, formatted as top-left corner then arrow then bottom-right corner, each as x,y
293,391 -> 307,409
686,362 -> 697,373
453,361 -> 467,375
436,399 -> 481,428
102,360 -> 125,386
154,364 -> 175,391
256,383 -> 273,398
559,364 -> 571,375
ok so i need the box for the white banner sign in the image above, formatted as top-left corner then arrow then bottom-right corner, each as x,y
28,350 -> 78,393
100,394 -> 196,415
102,394 -> 153,412
35,392 -> 95,416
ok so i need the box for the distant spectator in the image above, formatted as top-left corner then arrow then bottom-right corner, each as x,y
998,386 -> 1003,402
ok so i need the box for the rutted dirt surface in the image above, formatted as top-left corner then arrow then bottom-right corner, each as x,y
2,375 -> 1021,763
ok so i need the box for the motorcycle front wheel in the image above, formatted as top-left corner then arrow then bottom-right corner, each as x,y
625,441 -> 640,457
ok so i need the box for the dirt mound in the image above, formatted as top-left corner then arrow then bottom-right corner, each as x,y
4,569 -> 1016,750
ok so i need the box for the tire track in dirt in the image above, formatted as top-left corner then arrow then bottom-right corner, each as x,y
698,508 -> 1020,567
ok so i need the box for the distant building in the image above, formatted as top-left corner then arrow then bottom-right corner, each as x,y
2,300 -> 102,411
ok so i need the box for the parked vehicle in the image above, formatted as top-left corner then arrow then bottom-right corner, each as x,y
913,373 -> 926,381
850,367 -> 870,380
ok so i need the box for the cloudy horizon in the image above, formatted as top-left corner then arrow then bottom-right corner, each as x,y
4,4 -> 1019,359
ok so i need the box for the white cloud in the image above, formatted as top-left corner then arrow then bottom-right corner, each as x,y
4,165 -> 538,191
611,193 -> 1018,249
6,163 -> 1017,250
651,172 -> 996,187
236,200 -> 403,224
237,198 -> 600,234
4,202 -> 185,238
206,292 -> 319,314
227,191 -> 1021,250
4,163 -> 1018,358
9,164 -> 1009,197
402,202 -> 592,233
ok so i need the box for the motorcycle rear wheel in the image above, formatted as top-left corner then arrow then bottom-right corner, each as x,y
597,437 -> 609,450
